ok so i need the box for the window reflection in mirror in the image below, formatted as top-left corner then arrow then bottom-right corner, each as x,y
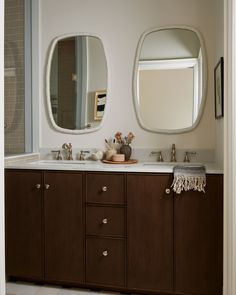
49,35 -> 107,132
135,28 -> 206,133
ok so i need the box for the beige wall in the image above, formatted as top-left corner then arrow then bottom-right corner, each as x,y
40,0 -> 220,153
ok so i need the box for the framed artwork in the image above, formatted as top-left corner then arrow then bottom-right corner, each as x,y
214,57 -> 224,118
94,90 -> 106,121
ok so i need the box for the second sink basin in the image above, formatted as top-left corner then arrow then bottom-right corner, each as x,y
30,160 -> 96,165
142,162 -> 203,167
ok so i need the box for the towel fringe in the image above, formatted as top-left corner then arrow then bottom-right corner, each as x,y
171,174 -> 206,194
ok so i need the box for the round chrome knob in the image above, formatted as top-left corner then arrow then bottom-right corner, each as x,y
102,250 -> 108,257
165,188 -> 171,195
102,218 -> 108,224
35,184 -> 41,189
102,186 -> 108,192
45,184 -> 50,190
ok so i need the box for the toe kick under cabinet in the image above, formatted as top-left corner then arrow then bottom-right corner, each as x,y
5,169 -> 223,295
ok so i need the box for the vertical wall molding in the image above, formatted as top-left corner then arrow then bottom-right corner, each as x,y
0,0 -> 5,293
31,0 -> 40,152
224,0 -> 236,294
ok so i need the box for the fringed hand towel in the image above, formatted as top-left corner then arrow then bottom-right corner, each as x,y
171,165 -> 206,194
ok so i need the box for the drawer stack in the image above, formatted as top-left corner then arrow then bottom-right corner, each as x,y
85,173 -> 126,287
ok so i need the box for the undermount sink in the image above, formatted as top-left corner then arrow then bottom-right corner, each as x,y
142,162 -> 174,166
142,162 -> 203,167
30,160 -> 97,165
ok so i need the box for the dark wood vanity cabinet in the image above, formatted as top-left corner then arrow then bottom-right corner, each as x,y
85,173 -> 126,287
127,174 -> 174,293
174,174 -> 223,295
127,173 -> 223,295
5,170 -> 84,284
44,171 -> 84,283
5,169 -> 223,295
5,170 -> 43,279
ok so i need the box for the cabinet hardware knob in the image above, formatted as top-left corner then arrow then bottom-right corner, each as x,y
102,250 -> 108,257
45,184 -> 50,190
102,218 -> 108,224
165,188 -> 171,194
35,184 -> 41,189
102,186 -> 108,192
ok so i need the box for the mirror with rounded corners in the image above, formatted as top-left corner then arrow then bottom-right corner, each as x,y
133,27 -> 207,134
46,34 -> 108,134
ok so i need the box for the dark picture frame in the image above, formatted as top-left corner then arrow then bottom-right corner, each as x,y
214,57 -> 224,118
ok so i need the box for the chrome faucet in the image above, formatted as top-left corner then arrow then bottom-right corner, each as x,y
62,143 -> 73,160
170,144 -> 177,162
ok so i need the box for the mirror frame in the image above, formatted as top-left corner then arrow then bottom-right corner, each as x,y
46,33 -> 109,134
133,25 -> 207,134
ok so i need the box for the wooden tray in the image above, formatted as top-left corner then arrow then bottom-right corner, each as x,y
102,159 -> 138,164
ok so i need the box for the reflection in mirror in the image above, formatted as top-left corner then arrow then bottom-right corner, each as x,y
134,27 -> 206,133
48,35 -> 107,133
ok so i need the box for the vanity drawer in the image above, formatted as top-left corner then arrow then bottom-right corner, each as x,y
86,173 -> 125,205
86,237 -> 125,287
86,206 -> 125,237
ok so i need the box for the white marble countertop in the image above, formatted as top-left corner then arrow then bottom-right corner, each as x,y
5,159 -> 223,174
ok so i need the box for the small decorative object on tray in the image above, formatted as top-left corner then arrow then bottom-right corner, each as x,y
114,131 -> 135,161
112,154 -> 125,162
104,138 -> 117,160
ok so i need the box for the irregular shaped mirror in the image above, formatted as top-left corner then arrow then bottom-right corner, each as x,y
133,27 -> 207,133
47,34 -> 107,133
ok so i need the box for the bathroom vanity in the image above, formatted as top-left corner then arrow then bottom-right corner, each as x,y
3,0 -> 226,293
5,163 -> 223,295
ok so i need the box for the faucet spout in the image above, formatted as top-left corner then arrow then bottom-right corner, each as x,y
62,143 -> 73,160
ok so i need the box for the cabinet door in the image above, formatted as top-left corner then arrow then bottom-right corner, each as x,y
127,174 -> 173,292
44,171 -> 84,283
5,170 -> 43,279
174,175 -> 223,295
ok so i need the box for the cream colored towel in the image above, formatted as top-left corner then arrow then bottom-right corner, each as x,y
171,165 -> 206,194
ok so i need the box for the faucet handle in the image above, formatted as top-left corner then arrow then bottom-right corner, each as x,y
79,150 -> 90,160
150,151 -> 164,162
51,150 -> 62,160
183,151 -> 190,162
183,151 -> 197,162
157,151 -> 163,162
